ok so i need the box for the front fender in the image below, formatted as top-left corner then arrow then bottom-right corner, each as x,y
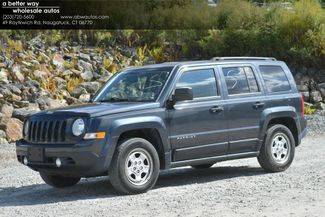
103,116 -> 170,170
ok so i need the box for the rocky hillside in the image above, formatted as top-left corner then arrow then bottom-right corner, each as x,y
0,35 -> 151,144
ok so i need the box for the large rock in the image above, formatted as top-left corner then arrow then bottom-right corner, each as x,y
310,91 -> 322,103
71,86 -> 87,98
25,79 -> 40,89
12,108 -> 38,121
0,129 -> 6,138
296,84 -> 308,92
28,103 -> 40,111
33,70 -> 50,79
79,53 -> 91,62
0,116 -> 9,130
78,60 -> 93,72
98,68 -> 112,83
54,77 -> 67,89
46,98 -> 67,109
37,97 -> 67,110
81,71 -> 93,81
315,102 -> 325,110
5,84 -> 22,95
0,87 -> 12,98
3,118 -> 23,142
80,82 -> 100,94
13,100 -> 29,108
8,94 -> 22,102
11,64 -> 24,82
0,138 -> 8,145
0,103 -> 13,117
0,68 -> 9,84
71,69 -> 82,75
62,69 -> 73,76
53,53 -> 65,71
65,96 -> 81,105
79,93 -> 91,103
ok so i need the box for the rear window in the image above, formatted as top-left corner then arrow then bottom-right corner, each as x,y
259,65 -> 291,92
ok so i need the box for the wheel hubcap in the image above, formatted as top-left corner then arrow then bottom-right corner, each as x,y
125,148 -> 152,186
271,133 -> 290,164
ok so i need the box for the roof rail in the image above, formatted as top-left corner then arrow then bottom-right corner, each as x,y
211,57 -> 276,61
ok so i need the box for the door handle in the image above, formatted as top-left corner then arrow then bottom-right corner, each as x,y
253,102 -> 265,109
209,106 -> 224,113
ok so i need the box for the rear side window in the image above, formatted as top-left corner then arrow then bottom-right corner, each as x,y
259,65 -> 291,92
222,66 -> 259,95
176,69 -> 218,98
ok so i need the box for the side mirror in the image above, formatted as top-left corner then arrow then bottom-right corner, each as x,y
174,87 -> 193,102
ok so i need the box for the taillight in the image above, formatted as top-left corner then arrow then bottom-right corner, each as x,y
300,94 -> 305,117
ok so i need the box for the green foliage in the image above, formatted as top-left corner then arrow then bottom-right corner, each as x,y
163,0 -> 325,71
304,104 -> 317,115
7,39 -> 23,52
0,0 -> 324,74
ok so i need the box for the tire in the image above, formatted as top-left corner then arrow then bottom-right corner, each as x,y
191,163 -> 214,169
109,138 -> 160,194
258,124 -> 295,172
40,173 -> 80,188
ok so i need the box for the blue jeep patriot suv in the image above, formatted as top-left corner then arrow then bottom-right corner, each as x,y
16,57 -> 307,194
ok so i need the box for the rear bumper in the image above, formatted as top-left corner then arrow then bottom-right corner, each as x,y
299,127 -> 307,140
16,139 -> 110,177
297,116 -> 307,146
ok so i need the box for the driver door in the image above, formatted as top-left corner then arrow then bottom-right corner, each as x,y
168,67 -> 228,162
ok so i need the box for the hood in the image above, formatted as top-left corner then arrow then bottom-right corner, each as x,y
35,102 -> 160,118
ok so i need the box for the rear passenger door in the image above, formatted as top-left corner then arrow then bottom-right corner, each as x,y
219,64 -> 265,154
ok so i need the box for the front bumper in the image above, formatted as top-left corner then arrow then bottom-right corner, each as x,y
16,139 -> 109,177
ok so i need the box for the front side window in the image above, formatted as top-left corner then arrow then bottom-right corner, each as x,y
176,69 -> 218,98
222,66 -> 259,95
95,67 -> 172,102
259,65 -> 291,92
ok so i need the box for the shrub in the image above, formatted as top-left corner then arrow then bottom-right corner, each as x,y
304,103 -> 317,115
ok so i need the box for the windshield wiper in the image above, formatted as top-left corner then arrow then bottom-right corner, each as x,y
98,97 -> 130,103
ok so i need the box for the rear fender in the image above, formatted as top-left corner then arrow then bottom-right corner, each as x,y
258,106 -> 299,149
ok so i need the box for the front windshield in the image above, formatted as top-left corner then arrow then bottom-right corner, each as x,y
94,67 -> 172,102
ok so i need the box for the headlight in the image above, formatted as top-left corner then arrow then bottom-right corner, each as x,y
23,120 -> 29,136
72,118 -> 85,136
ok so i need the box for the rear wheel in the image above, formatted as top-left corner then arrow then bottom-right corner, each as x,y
258,124 -> 295,172
191,163 -> 214,169
109,138 -> 160,194
40,173 -> 80,188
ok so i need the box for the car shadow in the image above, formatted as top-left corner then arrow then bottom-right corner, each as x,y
0,166 -> 266,207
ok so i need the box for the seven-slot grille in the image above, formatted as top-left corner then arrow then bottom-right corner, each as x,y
27,120 -> 67,143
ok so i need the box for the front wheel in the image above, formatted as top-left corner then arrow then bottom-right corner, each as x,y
109,138 -> 160,194
40,173 -> 80,188
258,124 -> 295,172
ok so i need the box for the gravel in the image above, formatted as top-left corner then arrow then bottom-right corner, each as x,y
0,119 -> 324,217
305,114 -> 325,136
